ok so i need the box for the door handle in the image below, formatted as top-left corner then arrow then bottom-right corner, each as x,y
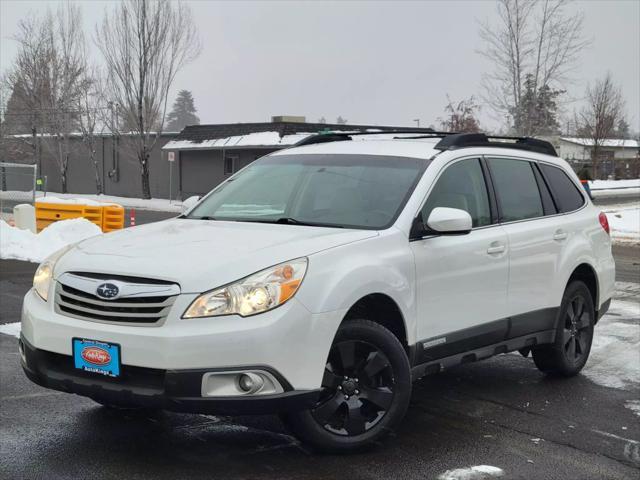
553,230 -> 568,241
487,244 -> 506,254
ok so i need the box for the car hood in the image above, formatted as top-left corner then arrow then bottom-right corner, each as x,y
54,219 -> 378,293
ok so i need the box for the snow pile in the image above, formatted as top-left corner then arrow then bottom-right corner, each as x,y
438,465 -> 504,480
0,323 -> 21,338
0,191 -> 183,213
35,196 -> 115,206
591,178 -> 640,199
605,206 -> 640,243
583,299 -> 640,390
591,179 -> 640,191
625,400 -> 640,417
0,218 -> 102,263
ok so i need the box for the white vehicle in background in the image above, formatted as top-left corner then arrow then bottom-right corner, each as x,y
20,131 -> 615,451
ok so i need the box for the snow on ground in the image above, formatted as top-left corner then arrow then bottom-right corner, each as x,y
438,465 -> 504,480
625,400 -> 640,417
604,205 -> 640,244
591,179 -> 640,191
0,218 -> 102,263
0,322 -> 21,338
591,179 -> 640,199
0,191 -> 183,212
582,299 -> 640,390
35,196 -> 116,206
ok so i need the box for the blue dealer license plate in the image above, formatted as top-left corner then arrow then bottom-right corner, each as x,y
72,338 -> 121,377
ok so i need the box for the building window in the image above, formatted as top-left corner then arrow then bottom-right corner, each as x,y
224,155 -> 237,175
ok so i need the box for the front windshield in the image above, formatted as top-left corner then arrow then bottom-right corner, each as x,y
186,154 -> 425,229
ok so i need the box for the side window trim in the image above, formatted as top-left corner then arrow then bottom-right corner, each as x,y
532,163 -> 559,215
480,156 -> 501,224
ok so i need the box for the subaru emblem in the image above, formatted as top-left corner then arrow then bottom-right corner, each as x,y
96,283 -> 119,300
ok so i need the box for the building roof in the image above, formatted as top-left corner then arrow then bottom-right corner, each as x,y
162,121 -> 435,150
560,137 -> 639,149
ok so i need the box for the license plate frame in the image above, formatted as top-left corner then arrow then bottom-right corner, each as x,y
72,338 -> 121,378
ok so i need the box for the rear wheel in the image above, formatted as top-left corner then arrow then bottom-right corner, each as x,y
532,281 -> 595,376
283,319 -> 411,452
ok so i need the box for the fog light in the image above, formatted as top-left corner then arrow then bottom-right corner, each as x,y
237,373 -> 264,394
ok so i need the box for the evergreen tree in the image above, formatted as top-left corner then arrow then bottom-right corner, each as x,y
512,74 -> 562,136
615,118 -> 630,139
166,90 -> 200,131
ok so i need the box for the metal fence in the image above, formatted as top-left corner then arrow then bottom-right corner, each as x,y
0,162 -> 37,214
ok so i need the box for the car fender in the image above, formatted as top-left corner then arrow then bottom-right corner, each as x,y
295,230 -> 417,345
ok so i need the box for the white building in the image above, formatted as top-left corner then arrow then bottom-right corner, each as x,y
553,137 -> 639,178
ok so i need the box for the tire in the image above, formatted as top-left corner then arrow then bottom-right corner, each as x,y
283,319 -> 412,452
532,281 -> 595,377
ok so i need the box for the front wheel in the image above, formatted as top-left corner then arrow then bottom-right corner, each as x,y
283,319 -> 411,452
532,281 -> 595,377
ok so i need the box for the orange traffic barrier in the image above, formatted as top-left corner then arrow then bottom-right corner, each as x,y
35,201 -> 125,233
102,205 -> 125,232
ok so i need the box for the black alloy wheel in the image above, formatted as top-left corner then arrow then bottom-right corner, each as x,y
561,294 -> 592,364
532,281 -> 595,376
282,319 -> 411,452
312,339 -> 395,436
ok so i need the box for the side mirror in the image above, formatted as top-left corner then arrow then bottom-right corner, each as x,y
181,195 -> 201,214
426,207 -> 472,235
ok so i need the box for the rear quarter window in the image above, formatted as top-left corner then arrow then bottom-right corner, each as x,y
539,164 -> 586,213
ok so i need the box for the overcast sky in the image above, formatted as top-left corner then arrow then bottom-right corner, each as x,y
1,0 -> 639,132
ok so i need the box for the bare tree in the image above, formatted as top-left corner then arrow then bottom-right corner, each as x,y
438,95 -> 481,133
479,0 -> 589,135
5,4 -> 87,192
579,73 -> 625,179
76,66 -> 105,194
95,0 -> 201,199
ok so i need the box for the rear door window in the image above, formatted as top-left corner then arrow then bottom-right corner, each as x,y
487,158 -> 544,222
539,164 -> 586,213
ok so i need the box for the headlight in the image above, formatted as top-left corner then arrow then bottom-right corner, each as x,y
33,245 -> 74,302
33,262 -> 53,301
183,258 -> 308,318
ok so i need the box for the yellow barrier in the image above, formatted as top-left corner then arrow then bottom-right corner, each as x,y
102,205 -> 125,232
35,202 -> 125,233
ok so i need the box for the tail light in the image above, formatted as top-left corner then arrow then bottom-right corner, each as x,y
598,212 -> 610,235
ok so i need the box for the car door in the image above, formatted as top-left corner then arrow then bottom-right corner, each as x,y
410,157 -> 509,362
486,157 -> 562,336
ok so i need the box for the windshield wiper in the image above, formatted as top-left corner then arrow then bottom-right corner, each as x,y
245,217 -> 345,228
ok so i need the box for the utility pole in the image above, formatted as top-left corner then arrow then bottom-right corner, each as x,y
413,119 -> 420,128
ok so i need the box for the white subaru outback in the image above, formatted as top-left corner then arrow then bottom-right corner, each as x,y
20,132 -> 615,451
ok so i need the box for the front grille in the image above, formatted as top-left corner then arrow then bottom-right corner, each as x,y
55,273 -> 180,326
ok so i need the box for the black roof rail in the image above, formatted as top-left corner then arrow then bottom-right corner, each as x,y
434,133 -> 557,157
293,129 -> 455,147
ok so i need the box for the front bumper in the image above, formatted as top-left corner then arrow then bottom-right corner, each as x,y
20,336 -> 321,415
21,288 -> 344,391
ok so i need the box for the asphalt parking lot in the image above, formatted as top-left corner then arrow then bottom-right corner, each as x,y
1,211 -> 639,479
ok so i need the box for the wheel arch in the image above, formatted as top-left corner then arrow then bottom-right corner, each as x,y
342,293 -> 409,354
566,263 -> 599,320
